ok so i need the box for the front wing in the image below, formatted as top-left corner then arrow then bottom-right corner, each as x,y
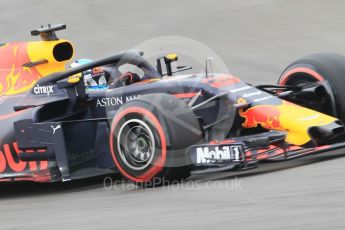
188,131 -> 345,174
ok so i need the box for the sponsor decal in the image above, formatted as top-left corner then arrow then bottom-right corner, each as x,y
33,84 -> 54,96
51,124 -> 61,134
252,95 -> 273,102
298,114 -> 321,121
242,91 -> 263,98
0,142 -> 48,173
230,86 -> 252,93
96,95 -> 141,107
196,145 -> 241,164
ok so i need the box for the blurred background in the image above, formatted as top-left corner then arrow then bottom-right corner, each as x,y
1,0 -> 345,229
2,0 -> 345,83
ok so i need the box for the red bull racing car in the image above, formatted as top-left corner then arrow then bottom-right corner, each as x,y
1,24 -> 345,184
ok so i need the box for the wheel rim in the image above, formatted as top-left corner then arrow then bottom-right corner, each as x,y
117,119 -> 156,171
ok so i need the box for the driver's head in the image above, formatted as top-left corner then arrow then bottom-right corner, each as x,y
69,59 -> 108,90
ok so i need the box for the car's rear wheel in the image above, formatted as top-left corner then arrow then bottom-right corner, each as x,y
109,93 -> 203,185
278,53 -> 345,122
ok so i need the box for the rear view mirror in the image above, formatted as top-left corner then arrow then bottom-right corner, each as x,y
156,53 -> 192,76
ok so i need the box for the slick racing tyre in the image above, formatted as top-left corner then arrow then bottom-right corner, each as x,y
278,53 -> 345,123
109,93 -> 203,185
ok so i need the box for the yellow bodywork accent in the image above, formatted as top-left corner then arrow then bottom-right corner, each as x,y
239,99 -> 338,146
277,102 -> 337,145
27,39 -> 74,77
166,53 -> 178,61
0,39 -> 74,96
67,76 -> 80,84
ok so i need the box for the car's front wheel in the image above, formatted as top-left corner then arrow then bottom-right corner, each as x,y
109,93 -> 203,185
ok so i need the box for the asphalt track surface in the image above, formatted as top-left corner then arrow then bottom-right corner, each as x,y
1,0 -> 345,229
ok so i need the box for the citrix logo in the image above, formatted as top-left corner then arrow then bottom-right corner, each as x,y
33,84 -> 54,96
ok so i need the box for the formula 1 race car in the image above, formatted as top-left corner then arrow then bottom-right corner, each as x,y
1,24 -> 345,184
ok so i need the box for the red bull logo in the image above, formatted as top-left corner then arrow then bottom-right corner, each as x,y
240,105 -> 282,130
238,98 -> 340,145
0,42 -> 42,95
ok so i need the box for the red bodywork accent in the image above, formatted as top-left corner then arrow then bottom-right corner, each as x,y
173,92 -> 198,99
202,74 -> 241,88
0,109 -> 27,121
214,138 -> 307,161
0,142 -> 50,182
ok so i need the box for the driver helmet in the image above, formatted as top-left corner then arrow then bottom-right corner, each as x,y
69,59 -> 108,90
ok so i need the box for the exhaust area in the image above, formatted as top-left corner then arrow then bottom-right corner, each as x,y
53,41 -> 74,62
